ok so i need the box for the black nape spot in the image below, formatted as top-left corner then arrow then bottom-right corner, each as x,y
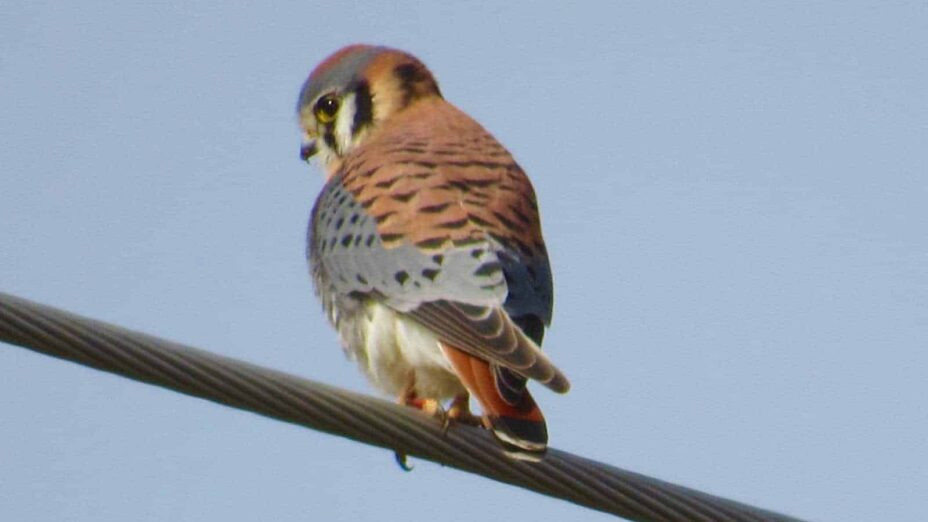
392,62 -> 441,105
394,271 -> 409,285
393,63 -> 422,84
421,268 -> 439,281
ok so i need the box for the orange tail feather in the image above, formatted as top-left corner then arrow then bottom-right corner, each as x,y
441,344 -> 547,459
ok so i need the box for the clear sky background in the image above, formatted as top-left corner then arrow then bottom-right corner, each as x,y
1,2 -> 926,521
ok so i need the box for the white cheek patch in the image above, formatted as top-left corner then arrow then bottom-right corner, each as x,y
316,144 -> 338,168
335,93 -> 356,155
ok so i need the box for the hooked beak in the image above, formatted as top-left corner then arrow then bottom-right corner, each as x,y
300,140 -> 318,162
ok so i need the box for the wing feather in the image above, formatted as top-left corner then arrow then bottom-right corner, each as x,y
309,99 -> 567,393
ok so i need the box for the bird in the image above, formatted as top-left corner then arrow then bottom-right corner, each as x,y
297,44 -> 569,460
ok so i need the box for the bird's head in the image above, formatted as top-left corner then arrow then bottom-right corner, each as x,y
297,45 -> 442,175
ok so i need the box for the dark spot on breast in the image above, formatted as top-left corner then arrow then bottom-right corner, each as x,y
471,249 -> 485,259
335,217 -> 344,230
374,210 -> 397,224
421,268 -> 439,281
402,159 -> 437,169
374,176 -> 401,189
467,213 -> 491,227
359,167 -> 379,178
350,214 -> 359,224
447,180 -> 471,193
416,237 -> 447,249
474,261 -> 502,277
438,217 -> 469,229
452,237 -> 484,247
341,234 -> 354,247
420,202 -> 451,213
455,303 -> 486,317
365,234 -> 376,247
432,254 -> 444,265
511,206 -> 532,225
390,191 -> 417,203
491,211 -> 516,230
394,271 -> 409,285
356,274 -> 368,285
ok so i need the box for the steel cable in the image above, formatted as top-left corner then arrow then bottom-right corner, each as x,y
0,291 -> 805,522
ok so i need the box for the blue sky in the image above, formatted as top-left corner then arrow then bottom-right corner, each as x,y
1,2 -> 925,521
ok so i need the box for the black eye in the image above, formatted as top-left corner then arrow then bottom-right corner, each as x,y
314,95 -> 340,123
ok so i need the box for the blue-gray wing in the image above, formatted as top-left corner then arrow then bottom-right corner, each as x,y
308,177 -> 568,393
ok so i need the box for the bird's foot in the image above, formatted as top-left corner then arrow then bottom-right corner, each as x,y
445,393 -> 482,431
394,388 -> 447,470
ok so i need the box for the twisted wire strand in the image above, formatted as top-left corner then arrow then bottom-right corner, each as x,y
0,291 -> 805,522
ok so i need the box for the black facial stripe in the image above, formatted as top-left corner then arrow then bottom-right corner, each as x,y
351,81 -> 373,137
323,130 -> 338,153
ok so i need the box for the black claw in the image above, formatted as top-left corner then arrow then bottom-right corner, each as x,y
394,451 -> 414,471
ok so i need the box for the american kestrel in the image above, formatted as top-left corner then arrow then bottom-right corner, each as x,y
297,45 -> 569,460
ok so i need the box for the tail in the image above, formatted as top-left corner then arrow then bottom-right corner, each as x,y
441,343 -> 547,461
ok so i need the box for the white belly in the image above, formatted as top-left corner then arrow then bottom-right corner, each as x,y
339,301 -> 465,400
